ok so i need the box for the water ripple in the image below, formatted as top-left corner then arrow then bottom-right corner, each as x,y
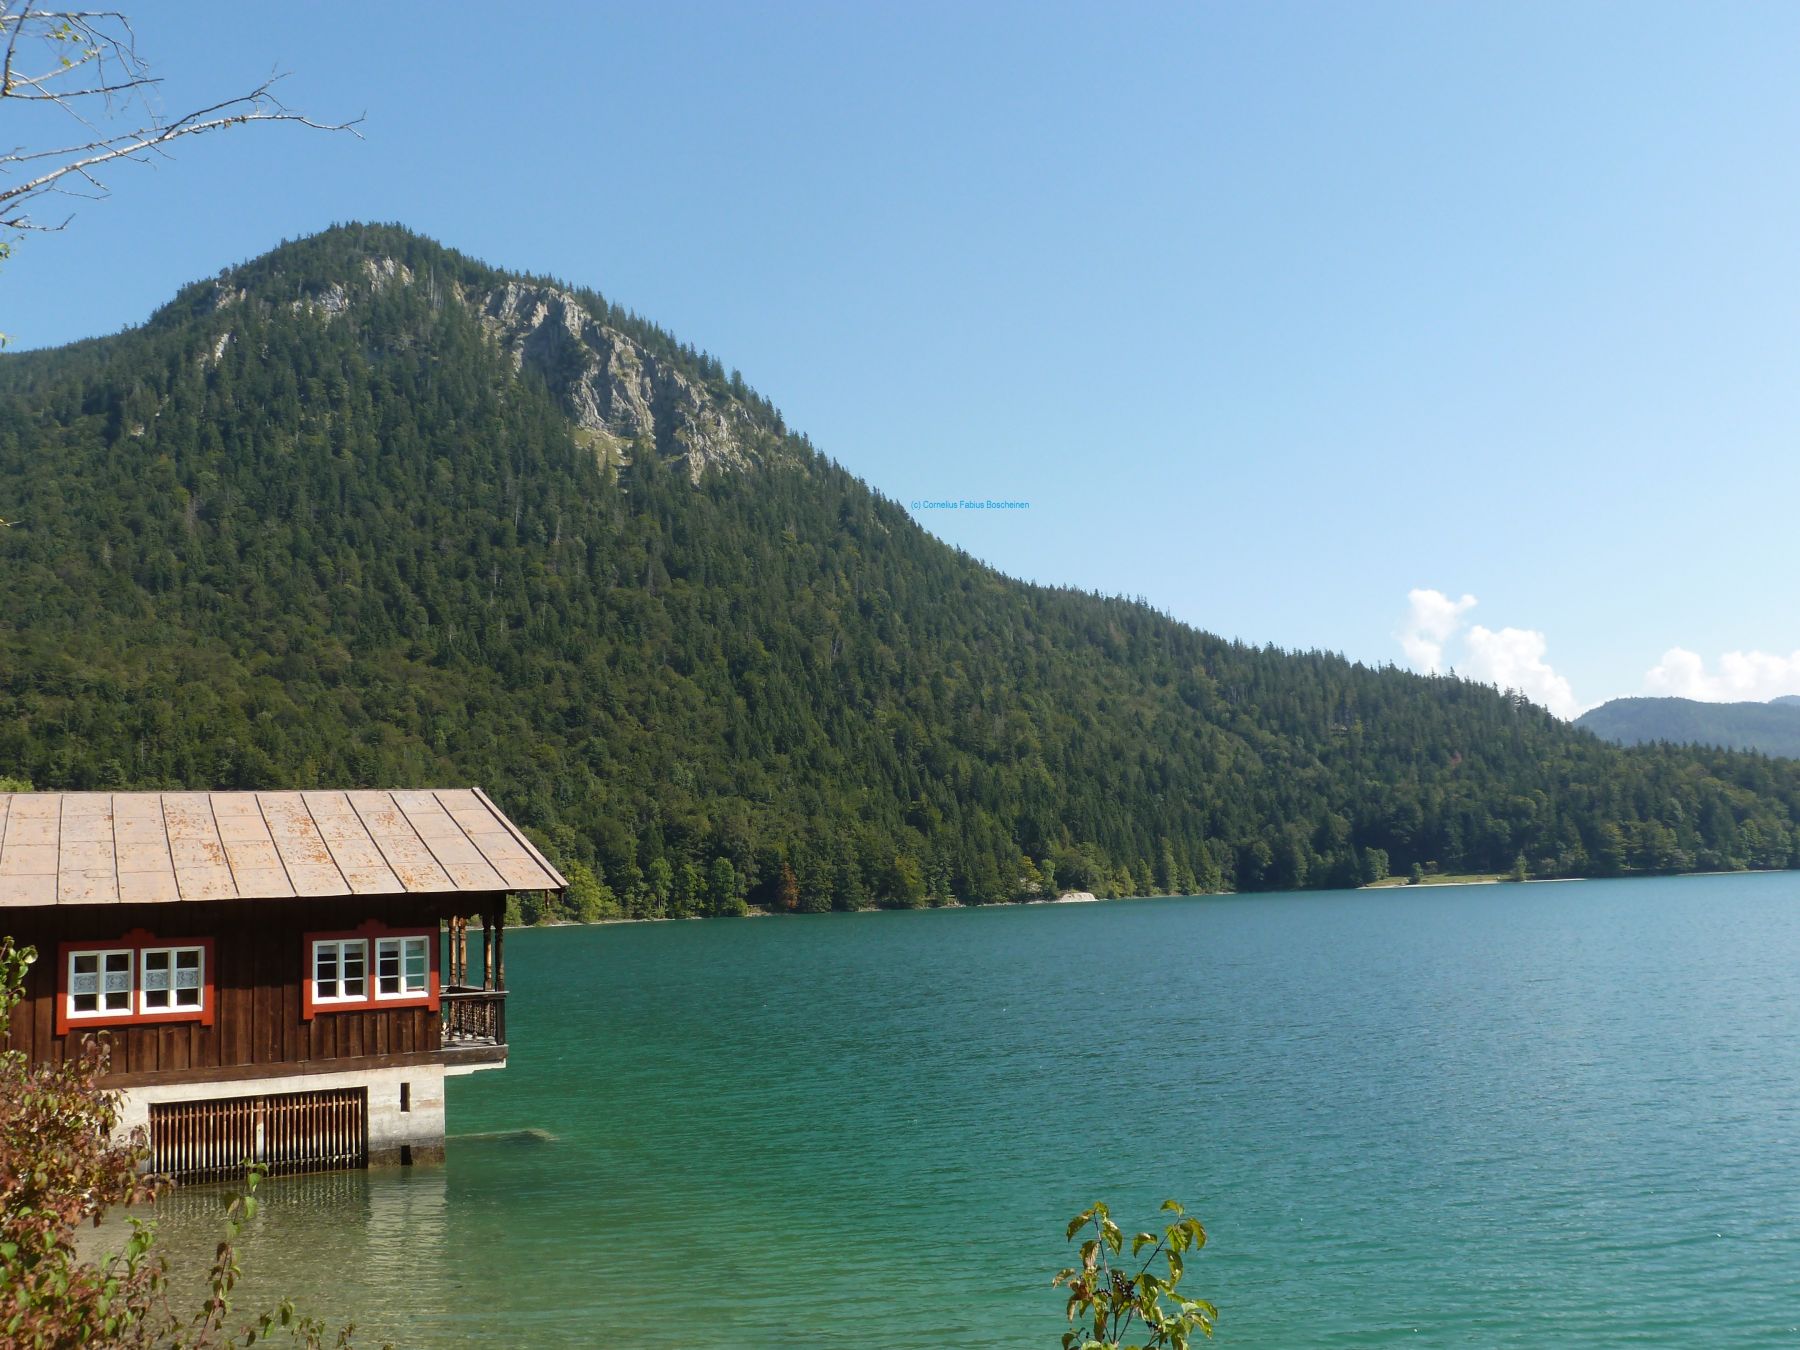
113,874 -> 1800,1347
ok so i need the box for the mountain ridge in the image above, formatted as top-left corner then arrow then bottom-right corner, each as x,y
2,222 -> 1798,915
1576,696 -> 1800,759
178,227 -> 789,482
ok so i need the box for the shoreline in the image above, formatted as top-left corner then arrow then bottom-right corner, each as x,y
531,867 -> 1787,929
560,889 -> 1108,926
1361,873 -> 1595,890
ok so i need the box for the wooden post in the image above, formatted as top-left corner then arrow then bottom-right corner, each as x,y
493,901 -> 506,990
479,911 -> 493,991
453,916 -> 468,986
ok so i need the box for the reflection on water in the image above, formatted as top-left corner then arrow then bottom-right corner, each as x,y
87,1168 -> 454,1345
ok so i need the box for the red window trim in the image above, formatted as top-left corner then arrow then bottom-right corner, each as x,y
302,919 -> 440,1020
56,930 -> 216,1036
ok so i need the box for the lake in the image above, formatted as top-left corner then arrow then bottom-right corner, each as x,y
120,874 -> 1800,1346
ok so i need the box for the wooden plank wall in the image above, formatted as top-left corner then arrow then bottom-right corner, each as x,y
1,894 -> 484,1077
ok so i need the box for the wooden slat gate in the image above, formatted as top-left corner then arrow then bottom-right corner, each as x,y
149,1088 -> 367,1184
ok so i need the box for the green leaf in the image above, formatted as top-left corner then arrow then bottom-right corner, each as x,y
1101,1215 -> 1123,1253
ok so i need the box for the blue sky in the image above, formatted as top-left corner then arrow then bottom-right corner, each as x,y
6,2 -> 1799,714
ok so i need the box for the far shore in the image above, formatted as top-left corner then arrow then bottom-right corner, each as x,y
1361,873 -> 1594,889
519,868 -> 1800,930
563,888 -> 1108,926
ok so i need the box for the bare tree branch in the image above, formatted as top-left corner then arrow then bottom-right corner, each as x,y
0,4 -> 359,234
0,0 -> 35,99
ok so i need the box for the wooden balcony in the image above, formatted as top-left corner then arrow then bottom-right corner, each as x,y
440,986 -> 507,1071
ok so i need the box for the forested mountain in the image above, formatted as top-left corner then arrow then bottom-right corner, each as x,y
1577,696 -> 1800,759
3,224 -> 1799,919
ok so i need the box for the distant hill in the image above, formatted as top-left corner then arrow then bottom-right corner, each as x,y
2,223 -> 1800,915
1577,697 -> 1800,759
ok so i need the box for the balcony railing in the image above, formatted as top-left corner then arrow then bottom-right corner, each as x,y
441,986 -> 507,1049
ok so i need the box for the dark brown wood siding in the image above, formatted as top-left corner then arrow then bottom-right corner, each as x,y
1,894 -> 495,1078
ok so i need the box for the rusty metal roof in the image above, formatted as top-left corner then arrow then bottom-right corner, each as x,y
0,788 -> 566,908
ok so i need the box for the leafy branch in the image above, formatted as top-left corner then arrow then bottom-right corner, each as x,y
1053,1200 -> 1217,1350
1,938 -> 367,1346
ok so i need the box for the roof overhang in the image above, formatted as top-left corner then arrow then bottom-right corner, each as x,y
0,787 -> 567,908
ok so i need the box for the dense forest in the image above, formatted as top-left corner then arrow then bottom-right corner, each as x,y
3,224 -> 1799,922
1577,696 -> 1800,759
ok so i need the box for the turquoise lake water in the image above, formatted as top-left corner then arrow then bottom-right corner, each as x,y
127,874 -> 1800,1346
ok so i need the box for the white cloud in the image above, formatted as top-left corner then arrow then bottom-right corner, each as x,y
1461,624 -> 1582,720
1398,588 -> 1476,673
1397,588 -> 1584,719
1644,647 -> 1800,702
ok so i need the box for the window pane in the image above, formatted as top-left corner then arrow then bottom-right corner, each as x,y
173,947 -> 202,1007
143,951 -> 172,990
403,937 -> 427,992
342,941 -> 366,997
377,939 -> 401,995
316,944 -> 338,1000
101,953 -> 132,1011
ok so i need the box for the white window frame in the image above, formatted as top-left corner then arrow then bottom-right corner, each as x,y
66,947 -> 134,1020
139,945 -> 206,1015
311,938 -> 369,1005
374,935 -> 431,1000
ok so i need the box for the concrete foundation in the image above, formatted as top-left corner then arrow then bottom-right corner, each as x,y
116,1063 -> 449,1169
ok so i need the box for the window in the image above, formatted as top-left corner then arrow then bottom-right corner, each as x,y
67,948 -> 133,1019
376,935 -> 429,998
141,946 -> 205,1013
303,924 -> 437,1019
312,939 -> 368,1003
57,934 -> 213,1033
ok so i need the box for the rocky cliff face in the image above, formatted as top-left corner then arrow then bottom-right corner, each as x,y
204,255 -> 768,482
475,281 -> 763,481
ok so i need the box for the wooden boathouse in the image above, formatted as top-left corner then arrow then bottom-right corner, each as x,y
0,787 -> 565,1181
